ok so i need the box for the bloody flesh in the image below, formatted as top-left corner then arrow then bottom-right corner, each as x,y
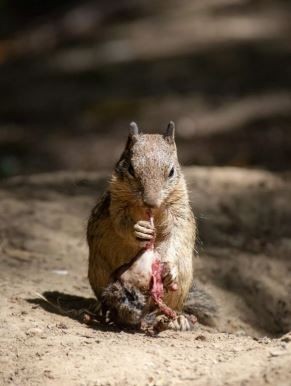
147,211 -> 177,319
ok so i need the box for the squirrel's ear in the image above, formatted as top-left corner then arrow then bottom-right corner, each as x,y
128,121 -> 139,145
129,121 -> 139,137
164,121 -> 175,143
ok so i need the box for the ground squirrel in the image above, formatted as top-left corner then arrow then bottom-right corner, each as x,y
87,122 -> 197,331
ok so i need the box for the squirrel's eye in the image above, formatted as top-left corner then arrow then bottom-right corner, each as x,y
168,167 -> 175,178
128,163 -> 135,177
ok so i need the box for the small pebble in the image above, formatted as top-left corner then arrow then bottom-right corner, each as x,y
26,327 -> 43,336
269,350 -> 285,357
195,334 -> 207,341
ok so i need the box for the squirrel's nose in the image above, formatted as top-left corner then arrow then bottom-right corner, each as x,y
143,194 -> 162,208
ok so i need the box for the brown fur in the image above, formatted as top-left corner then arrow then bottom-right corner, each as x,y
87,124 -> 196,314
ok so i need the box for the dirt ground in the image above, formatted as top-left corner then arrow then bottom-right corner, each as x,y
0,167 -> 291,386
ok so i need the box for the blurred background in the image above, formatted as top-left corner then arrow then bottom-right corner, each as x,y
0,0 -> 291,179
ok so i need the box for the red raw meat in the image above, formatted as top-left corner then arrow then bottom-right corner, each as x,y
146,211 -> 177,319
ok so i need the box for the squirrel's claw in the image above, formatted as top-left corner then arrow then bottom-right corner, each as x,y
134,220 -> 155,247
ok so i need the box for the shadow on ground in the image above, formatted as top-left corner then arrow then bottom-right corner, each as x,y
27,292 -> 112,331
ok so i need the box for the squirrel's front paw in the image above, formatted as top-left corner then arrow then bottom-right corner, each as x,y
162,262 -> 178,291
133,220 -> 155,248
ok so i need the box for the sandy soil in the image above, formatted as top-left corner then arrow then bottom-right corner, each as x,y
1,167 -> 291,386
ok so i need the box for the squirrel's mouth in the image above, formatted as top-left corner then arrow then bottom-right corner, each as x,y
143,202 -> 161,209
133,201 -> 163,214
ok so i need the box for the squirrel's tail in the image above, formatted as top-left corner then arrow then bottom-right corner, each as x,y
183,284 -> 217,327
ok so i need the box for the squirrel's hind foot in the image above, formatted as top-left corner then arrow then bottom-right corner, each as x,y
167,314 -> 197,331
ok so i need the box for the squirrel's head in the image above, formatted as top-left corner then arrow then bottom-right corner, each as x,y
112,121 -> 183,209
